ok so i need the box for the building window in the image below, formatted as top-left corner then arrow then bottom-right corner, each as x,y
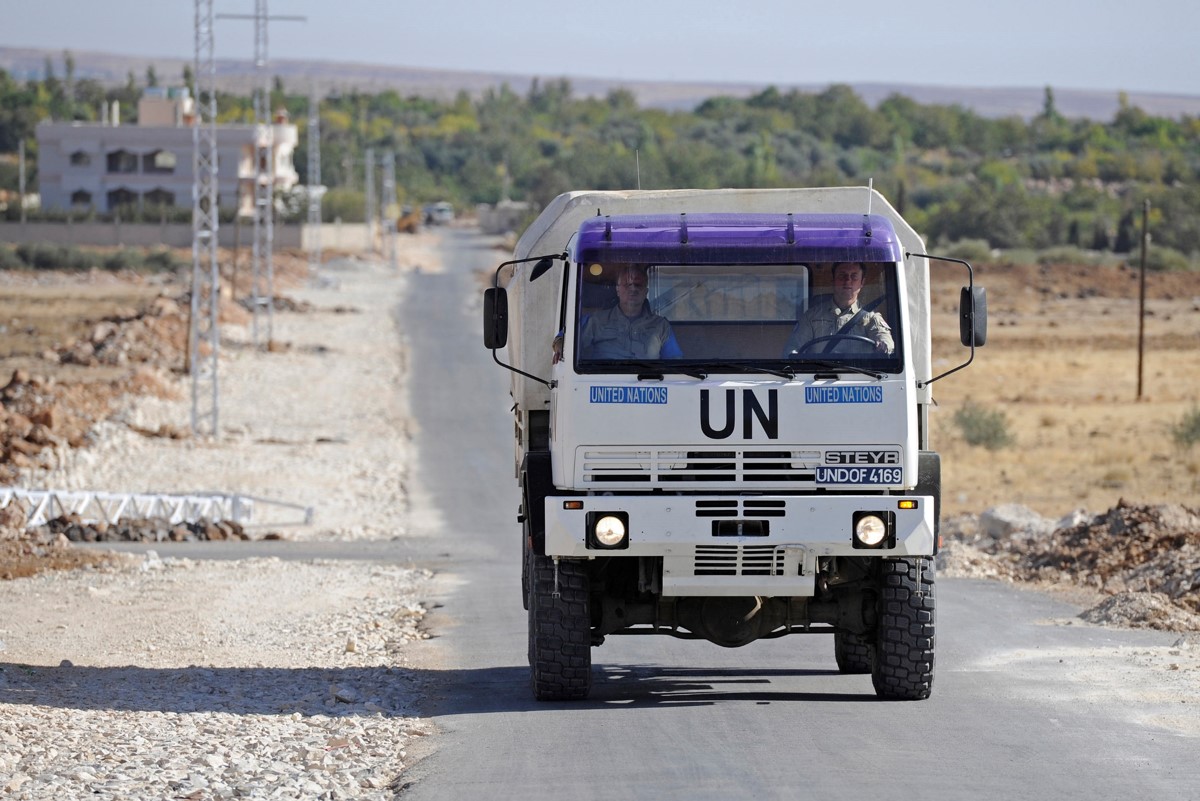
106,150 -> 138,174
70,190 -> 93,207
69,151 -> 92,167
106,188 -> 138,211
143,150 -> 177,174
144,188 -> 176,207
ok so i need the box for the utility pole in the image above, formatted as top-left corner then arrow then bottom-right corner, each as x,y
364,147 -> 376,252
381,150 -> 397,269
306,82 -> 322,276
189,0 -> 220,437
1136,199 -> 1150,400
250,0 -> 274,347
18,140 -> 26,225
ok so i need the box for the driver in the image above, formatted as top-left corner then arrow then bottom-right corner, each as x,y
574,265 -> 683,360
784,261 -> 894,356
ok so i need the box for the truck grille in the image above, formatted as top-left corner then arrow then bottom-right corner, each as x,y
693,545 -> 785,576
579,447 -> 819,486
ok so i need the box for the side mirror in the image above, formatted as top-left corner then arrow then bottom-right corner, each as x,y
529,256 -> 556,282
959,286 -> 987,347
483,287 -> 508,349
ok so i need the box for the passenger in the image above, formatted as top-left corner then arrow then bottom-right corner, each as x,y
554,265 -> 682,362
784,262 -> 894,356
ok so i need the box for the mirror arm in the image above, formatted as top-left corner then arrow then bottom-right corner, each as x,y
493,252 -> 567,287
488,252 -> 567,390
491,348 -> 556,390
908,251 -> 978,389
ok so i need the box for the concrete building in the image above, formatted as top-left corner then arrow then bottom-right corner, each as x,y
36,87 -> 299,216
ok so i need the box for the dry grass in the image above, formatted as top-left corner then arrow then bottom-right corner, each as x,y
929,261 -> 1200,517
0,273 -> 169,382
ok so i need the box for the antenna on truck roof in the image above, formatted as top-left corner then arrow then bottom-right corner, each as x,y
864,178 -> 874,238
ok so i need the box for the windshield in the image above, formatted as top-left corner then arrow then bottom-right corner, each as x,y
571,261 -> 903,374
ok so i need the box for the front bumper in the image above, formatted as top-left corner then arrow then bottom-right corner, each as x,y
543,493 -> 934,597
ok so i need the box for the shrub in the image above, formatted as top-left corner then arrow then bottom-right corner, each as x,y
16,243 -> 67,269
1036,245 -> 1089,265
952,400 -> 1014,450
939,238 -> 992,263
1171,406 -> 1200,449
143,247 -> 180,272
1141,245 -> 1197,272
0,244 -> 22,269
102,249 -> 145,271
994,248 -> 1038,267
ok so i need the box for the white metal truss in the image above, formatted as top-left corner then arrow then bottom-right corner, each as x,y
306,82 -> 322,275
190,0 -> 221,437
0,488 -> 314,529
381,150 -> 397,269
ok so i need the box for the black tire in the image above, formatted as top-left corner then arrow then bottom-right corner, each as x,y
834,630 -> 874,674
871,557 -> 935,700
520,530 -> 531,611
528,555 -> 592,701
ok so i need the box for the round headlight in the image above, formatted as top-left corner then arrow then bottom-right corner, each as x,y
855,514 -> 887,547
594,515 -> 627,547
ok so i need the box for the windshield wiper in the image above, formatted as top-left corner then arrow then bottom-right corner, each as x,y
586,360 -> 708,379
685,361 -> 796,380
786,359 -> 884,379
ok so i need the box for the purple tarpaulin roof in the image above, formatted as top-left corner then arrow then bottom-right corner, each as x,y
574,213 -> 903,265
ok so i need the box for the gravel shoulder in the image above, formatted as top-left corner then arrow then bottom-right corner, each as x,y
1,241 -> 442,799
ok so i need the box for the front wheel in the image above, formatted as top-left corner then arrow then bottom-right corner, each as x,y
834,630 -> 874,674
528,555 -> 592,701
871,557 -> 935,700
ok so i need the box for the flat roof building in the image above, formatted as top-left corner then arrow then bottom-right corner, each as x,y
36,87 -> 298,216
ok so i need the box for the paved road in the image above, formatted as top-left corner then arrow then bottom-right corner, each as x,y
402,229 -> 1196,800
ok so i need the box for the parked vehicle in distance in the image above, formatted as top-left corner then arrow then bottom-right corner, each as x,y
423,201 -> 454,225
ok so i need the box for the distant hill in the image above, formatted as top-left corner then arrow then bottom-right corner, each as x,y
4,45 -> 1199,121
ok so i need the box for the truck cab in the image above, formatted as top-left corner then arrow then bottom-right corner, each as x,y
483,188 -> 984,701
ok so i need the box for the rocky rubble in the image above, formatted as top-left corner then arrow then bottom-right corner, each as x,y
0,369 -> 127,483
51,295 -> 189,369
26,512 -> 250,543
941,501 -> 1200,631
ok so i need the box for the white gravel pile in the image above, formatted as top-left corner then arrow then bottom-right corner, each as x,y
1,243 -> 440,799
1,555 -> 433,799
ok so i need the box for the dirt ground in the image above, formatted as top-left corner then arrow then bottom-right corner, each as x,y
1,245 -> 1198,572
0,247 -> 314,577
928,260 -> 1200,518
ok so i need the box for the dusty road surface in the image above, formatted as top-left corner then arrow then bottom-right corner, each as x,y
1,228 -> 1198,799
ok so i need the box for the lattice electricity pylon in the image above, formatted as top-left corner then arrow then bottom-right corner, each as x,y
190,0 -> 221,437
215,2 -> 304,348
250,0 -> 275,347
381,150 -> 397,269
306,81 -> 323,276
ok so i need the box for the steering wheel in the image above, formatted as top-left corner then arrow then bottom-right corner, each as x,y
793,334 -> 879,355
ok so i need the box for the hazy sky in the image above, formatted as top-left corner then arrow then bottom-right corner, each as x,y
4,0 -> 1198,95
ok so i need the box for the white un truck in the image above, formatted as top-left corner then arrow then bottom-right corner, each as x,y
482,187 -> 986,701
